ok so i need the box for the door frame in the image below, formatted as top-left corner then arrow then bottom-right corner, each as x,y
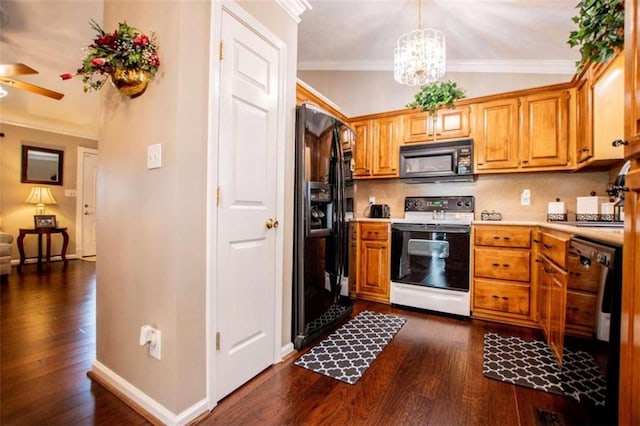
75,146 -> 98,257
206,0 -> 287,409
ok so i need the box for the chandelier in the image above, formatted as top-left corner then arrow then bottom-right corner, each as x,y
394,0 -> 446,86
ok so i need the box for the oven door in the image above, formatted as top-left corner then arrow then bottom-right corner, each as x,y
391,223 -> 470,291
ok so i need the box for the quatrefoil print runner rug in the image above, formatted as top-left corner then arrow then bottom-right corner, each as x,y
295,310 -> 406,384
483,333 -> 606,406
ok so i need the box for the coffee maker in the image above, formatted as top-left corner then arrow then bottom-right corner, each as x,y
611,160 -> 631,221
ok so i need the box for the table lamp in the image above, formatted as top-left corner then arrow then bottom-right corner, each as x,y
25,186 -> 57,215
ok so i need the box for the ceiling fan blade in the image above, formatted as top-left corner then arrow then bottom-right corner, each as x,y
0,77 -> 64,100
0,63 -> 38,77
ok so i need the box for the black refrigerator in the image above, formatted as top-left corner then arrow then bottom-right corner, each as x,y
292,104 -> 353,350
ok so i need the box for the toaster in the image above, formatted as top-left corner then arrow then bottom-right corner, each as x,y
370,204 -> 390,218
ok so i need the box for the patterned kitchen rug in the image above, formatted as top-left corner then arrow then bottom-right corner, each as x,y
483,333 -> 606,406
294,310 -> 406,384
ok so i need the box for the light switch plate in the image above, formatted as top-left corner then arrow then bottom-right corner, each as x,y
147,144 -> 162,169
65,189 -> 77,197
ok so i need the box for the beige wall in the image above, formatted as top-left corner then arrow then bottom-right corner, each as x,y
298,70 -> 573,117
96,0 -> 210,414
353,170 -> 613,221
0,123 -> 98,258
96,0 -> 299,417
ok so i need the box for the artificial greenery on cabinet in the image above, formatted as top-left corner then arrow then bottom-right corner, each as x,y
567,0 -> 624,73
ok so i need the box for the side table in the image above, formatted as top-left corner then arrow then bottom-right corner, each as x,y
17,228 -> 69,273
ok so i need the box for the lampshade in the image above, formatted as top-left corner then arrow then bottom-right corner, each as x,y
394,0 -> 446,86
25,187 -> 57,214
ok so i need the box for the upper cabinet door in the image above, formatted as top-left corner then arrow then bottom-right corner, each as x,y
472,98 -> 520,171
372,116 -> 401,176
352,120 -> 372,176
403,107 -> 470,144
519,89 -> 571,168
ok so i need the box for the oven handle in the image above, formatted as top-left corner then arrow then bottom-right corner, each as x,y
392,223 -> 470,233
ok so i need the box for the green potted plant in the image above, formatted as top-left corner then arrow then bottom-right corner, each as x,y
406,80 -> 465,141
567,0 -> 624,73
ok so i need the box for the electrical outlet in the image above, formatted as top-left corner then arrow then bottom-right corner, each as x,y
64,189 -> 77,197
369,196 -> 375,204
521,189 -> 531,206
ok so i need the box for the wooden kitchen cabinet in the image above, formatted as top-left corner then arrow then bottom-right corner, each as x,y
472,87 -> 574,173
575,53 -> 626,169
356,221 -> 390,303
472,225 -> 537,326
537,254 -> 568,366
351,116 -> 401,178
565,247 -> 601,337
519,89 -> 571,169
536,229 -> 570,366
471,98 -> 520,171
402,106 -> 470,144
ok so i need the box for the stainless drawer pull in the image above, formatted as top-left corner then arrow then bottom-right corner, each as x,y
502,264 -> 510,268
492,263 -> 500,267
503,236 -> 510,240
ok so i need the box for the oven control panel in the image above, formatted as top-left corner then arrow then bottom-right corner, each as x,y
404,196 -> 474,212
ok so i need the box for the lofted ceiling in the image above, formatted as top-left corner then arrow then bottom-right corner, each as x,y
0,0 -> 582,139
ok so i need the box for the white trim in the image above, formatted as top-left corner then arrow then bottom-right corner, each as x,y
10,254 -> 79,266
296,78 -> 344,112
275,0 -> 312,23
90,361 -> 208,426
281,342 -> 295,360
0,119 -> 98,140
298,59 -> 577,75
75,147 -> 98,258
205,0 -> 223,411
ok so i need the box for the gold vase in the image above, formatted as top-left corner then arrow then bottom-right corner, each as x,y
110,68 -> 150,98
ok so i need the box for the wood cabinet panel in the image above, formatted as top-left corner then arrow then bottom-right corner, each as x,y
566,290 -> 598,329
540,231 -> 570,269
474,226 -> 531,248
402,107 -> 470,144
474,247 -> 530,282
474,278 -> 530,316
537,254 -> 568,366
519,90 -> 570,168
576,77 -> 593,163
372,116 -> 400,176
356,221 -> 390,303
592,54 -> 625,162
352,120 -> 372,176
472,98 -> 520,170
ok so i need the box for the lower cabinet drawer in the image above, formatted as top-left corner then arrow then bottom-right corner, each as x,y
566,290 -> 598,328
474,279 -> 530,316
474,247 -> 530,282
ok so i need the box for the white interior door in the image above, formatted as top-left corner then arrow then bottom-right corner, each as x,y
215,7 -> 281,400
79,148 -> 98,257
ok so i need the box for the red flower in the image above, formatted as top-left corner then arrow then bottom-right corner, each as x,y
91,58 -> 107,67
133,34 -> 149,46
59,73 -> 74,80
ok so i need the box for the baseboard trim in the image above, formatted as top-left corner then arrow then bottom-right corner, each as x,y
280,342 -> 294,361
89,361 -> 209,426
10,254 -> 79,266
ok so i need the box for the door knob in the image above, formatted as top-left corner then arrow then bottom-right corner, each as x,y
84,212 -> 89,215
265,218 -> 279,229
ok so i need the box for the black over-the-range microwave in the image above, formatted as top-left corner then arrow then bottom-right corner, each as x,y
399,138 -> 474,183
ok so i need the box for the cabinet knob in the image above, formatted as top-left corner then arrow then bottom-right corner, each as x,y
581,147 -> 590,152
543,243 -> 553,250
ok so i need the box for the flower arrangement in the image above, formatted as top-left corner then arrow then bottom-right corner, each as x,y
61,19 -> 160,93
406,80 -> 465,117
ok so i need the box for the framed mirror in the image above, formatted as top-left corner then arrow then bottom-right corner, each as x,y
21,145 -> 64,186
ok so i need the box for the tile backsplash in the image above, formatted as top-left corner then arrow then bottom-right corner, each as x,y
353,170 -> 614,221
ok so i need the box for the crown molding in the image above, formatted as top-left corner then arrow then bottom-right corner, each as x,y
297,59 -> 577,75
275,0 -> 312,23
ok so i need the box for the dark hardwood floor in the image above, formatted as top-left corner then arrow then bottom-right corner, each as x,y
1,261 -> 611,425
